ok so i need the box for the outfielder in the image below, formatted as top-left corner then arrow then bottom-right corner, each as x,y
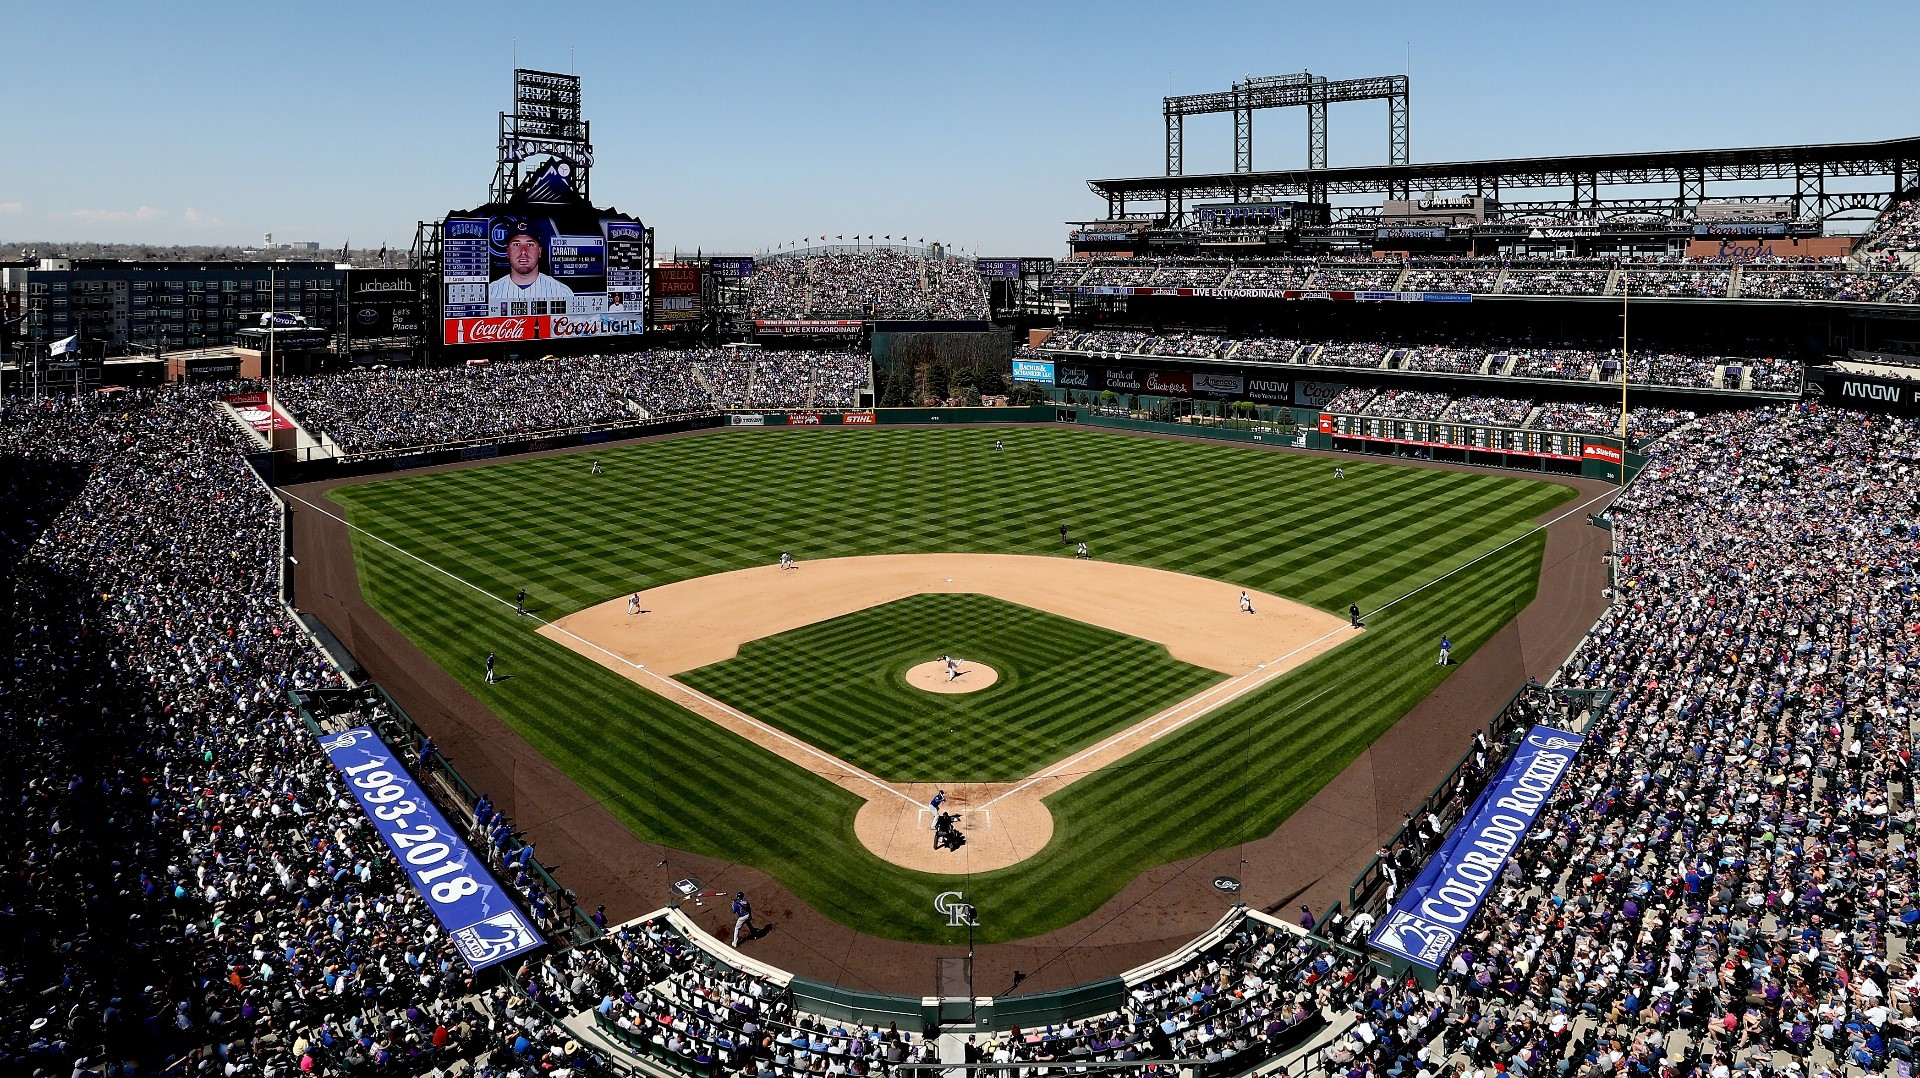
1437,634 -> 1453,666
590,459 -> 602,474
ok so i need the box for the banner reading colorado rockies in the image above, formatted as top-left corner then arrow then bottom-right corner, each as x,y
1369,724 -> 1584,969
317,727 -> 544,970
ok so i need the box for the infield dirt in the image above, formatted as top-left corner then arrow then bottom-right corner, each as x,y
539,553 -> 1352,873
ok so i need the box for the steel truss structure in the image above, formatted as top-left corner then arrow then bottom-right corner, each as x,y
1163,71 -> 1410,219
1105,136 -> 1920,225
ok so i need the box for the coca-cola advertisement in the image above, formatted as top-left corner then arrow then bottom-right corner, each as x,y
445,316 -> 546,345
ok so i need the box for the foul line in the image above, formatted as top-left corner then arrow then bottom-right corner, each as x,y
279,489 -> 921,810
978,483 -> 1623,810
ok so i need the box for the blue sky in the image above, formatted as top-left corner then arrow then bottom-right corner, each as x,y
3,1 -> 1914,254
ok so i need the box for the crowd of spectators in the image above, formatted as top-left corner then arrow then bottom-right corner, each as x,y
1234,337 -> 1307,362
1396,404 -> 1919,1075
1310,264 -> 1406,291
1362,388 -> 1454,420
1322,385 -> 1379,413
1309,342 -> 1388,369
1854,196 -> 1920,259
1399,260 -> 1504,295
1620,266 -> 1734,299
275,351 -> 870,454
1399,344 -> 1489,375
1508,349 -> 1599,381
748,250 -> 986,320
1736,270 -> 1891,303
1439,395 -> 1535,426
1147,332 -> 1230,359
1502,266 -> 1614,296
0,387 -> 609,1078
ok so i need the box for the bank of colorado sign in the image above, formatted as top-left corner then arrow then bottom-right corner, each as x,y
1370,724 -> 1584,969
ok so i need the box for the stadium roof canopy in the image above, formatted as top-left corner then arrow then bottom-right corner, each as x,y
1088,136 -> 1920,217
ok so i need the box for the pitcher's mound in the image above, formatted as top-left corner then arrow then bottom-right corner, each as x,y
905,660 -> 999,694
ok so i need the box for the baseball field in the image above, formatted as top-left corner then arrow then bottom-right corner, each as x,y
325,425 -> 1575,943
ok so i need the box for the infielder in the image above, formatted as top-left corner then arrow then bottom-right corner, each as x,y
1075,541 -> 1089,559
1240,591 -> 1255,615
626,591 -> 642,616
779,551 -> 794,571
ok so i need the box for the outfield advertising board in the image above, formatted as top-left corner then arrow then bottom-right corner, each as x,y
1370,725 -> 1583,969
842,412 -> 878,425
1191,371 -> 1244,398
316,727 -> 542,970
787,413 -> 823,425
1012,359 -> 1056,385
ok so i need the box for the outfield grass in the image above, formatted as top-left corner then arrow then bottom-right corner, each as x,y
678,593 -> 1223,783
329,426 -> 1573,943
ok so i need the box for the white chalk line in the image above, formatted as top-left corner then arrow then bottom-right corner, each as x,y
288,478 -> 1620,821
977,484 -> 1623,810
280,490 -> 920,810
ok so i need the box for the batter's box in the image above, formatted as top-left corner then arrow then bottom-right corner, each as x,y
918,807 -> 992,830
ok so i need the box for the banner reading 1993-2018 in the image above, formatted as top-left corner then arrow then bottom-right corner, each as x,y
1369,724 -> 1584,970
317,727 -> 544,970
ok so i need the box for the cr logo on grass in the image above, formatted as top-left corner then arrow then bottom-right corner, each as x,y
934,891 -> 977,928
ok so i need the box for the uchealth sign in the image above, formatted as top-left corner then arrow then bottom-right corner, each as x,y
1370,724 -> 1584,969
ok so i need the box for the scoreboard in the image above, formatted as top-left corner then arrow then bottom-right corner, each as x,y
1321,414 -> 1622,464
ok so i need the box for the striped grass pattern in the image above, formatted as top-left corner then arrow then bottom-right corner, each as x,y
331,426 -> 1572,943
679,593 -> 1224,783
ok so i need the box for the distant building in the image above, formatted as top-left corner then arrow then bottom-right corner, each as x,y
0,258 -> 343,353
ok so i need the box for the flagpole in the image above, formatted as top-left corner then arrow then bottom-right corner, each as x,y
268,264 -> 277,486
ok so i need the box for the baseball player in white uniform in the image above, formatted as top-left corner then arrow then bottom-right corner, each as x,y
943,654 -> 959,682
1240,591 -> 1255,615
627,591 -> 642,616
488,220 -> 575,314
779,551 -> 794,571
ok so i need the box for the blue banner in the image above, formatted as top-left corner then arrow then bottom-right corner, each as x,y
317,727 -> 544,970
1012,358 -> 1055,385
1369,724 -> 1584,969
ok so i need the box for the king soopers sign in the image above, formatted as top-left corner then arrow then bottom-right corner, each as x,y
317,727 -> 543,970
1369,724 -> 1584,970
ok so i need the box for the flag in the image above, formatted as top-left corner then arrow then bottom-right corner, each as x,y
377,243 -> 387,263
341,241 -> 349,261
50,334 -> 80,355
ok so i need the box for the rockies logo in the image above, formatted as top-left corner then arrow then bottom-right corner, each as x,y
934,891 -> 977,927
